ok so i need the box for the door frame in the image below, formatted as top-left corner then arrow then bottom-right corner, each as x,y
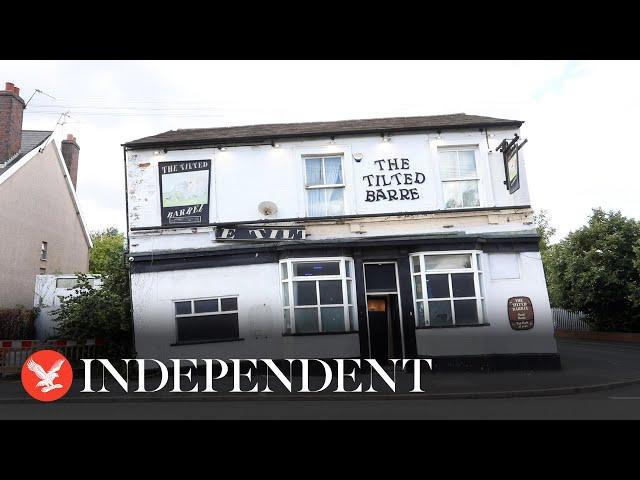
362,261 -> 406,358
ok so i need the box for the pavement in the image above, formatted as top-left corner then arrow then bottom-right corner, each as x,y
2,338 -> 640,405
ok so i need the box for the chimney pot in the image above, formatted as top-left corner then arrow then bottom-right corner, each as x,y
61,133 -> 80,189
0,81 -> 25,161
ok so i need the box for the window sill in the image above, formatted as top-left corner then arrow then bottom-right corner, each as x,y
416,323 -> 490,330
283,330 -> 359,337
170,338 -> 244,346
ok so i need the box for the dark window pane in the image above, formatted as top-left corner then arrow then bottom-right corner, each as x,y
175,301 -> 192,315
294,262 -> 340,277
428,300 -> 453,326
294,308 -> 319,333
220,297 -> 238,311
454,299 -> 478,324
194,299 -> 218,313
319,280 -> 343,305
415,302 -> 426,327
426,274 -> 450,298
364,263 -> 397,293
177,314 -> 239,342
294,282 -> 317,305
451,273 -> 475,298
321,307 -> 345,332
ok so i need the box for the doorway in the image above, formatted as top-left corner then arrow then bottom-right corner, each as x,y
363,262 -> 404,363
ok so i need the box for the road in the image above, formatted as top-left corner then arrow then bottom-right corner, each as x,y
2,382 -> 640,419
2,338 -> 640,419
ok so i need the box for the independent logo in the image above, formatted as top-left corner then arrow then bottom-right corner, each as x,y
21,350 -> 73,402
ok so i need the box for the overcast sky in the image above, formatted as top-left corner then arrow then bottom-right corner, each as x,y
3,60 -> 639,242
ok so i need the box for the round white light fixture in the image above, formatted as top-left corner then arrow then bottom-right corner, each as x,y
353,152 -> 364,162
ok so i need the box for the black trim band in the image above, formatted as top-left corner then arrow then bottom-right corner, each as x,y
416,322 -> 491,330
283,331 -> 360,337
170,338 -> 244,346
129,234 -> 540,274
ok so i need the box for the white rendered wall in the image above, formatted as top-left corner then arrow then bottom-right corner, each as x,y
126,128 -> 533,254
415,251 -> 558,357
131,263 -> 360,361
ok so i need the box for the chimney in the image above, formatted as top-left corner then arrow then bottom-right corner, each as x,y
61,133 -> 80,189
0,82 -> 26,162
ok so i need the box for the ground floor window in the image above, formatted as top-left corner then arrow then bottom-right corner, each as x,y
280,257 -> 357,334
173,296 -> 239,344
410,251 -> 485,327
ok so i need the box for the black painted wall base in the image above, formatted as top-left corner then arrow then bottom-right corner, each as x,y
423,353 -> 562,372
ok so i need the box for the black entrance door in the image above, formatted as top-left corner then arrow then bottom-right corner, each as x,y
367,296 -> 389,362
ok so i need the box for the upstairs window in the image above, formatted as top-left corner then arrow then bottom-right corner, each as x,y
40,241 -> 48,261
304,155 -> 345,216
439,148 -> 480,209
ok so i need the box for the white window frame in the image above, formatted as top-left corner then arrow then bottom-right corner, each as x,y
302,154 -> 346,216
410,250 -> 486,327
173,295 -> 240,344
280,257 -> 357,334
437,146 -> 482,210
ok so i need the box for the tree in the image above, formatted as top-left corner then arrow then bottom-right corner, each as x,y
54,228 -> 133,359
89,227 -> 125,275
544,208 -> 640,332
533,209 -> 558,302
533,209 -> 556,253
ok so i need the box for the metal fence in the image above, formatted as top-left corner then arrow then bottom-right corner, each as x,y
552,308 -> 591,331
0,339 -> 105,377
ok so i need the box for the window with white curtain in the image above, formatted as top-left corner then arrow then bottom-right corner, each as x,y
410,252 -> 485,327
280,258 -> 357,334
304,155 -> 345,216
438,148 -> 480,209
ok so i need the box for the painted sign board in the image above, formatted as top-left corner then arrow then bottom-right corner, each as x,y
508,296 -> 534,330
159,160 -> 211,226
215,226 -> 306,241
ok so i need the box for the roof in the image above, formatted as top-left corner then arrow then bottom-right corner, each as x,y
123,113 -> 523,149
0,130 -> 52,177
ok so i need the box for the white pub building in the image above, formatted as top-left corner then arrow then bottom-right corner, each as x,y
123,114 -> 559,370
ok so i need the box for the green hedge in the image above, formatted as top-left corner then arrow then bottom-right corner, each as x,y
0,308 -> 37,339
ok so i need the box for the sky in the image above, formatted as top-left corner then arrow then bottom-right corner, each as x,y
3,60 -> 639,242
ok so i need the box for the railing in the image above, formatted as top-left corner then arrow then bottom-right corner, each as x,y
0,339 -> 105,377
552,308 -> 591,332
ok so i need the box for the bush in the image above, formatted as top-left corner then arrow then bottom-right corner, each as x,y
0,308 -> 37,339
54,229 -> 133,360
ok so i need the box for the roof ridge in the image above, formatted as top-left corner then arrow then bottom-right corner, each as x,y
125,113 -> 523,147
172,113 -> 494,133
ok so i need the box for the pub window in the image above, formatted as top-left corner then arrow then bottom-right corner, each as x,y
280,258 -> 357,334
410,251 -> 485,327
40,241 -> 48,260
438,148 -> 480,209
173,296 -> 239,344
304,155 -> 345,216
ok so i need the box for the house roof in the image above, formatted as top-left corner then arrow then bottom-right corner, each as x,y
123,113 -> 523,149
0,130 -> 52,177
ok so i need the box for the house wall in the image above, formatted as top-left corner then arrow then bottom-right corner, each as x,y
126,128 -> 531,253
130,250 -> 556,362
131,263 -> 361,360
0,142 -> 90,308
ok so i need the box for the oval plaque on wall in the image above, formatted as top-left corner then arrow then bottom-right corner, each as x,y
508,296 -> 534,330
